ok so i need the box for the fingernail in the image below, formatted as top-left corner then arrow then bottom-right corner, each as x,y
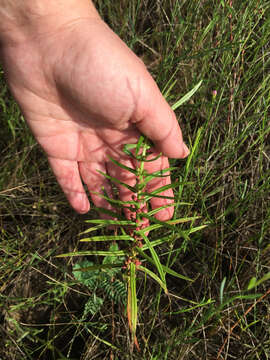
183,143 -> 190,157
82,197 -> 90,213
76,193 -> 89,213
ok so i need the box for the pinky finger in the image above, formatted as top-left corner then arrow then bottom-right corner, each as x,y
48,157 -> 90,214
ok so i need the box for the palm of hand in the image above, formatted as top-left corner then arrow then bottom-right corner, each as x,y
3,19 -> 185,219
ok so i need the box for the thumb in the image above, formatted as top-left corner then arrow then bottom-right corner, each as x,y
132,86 -> 189,159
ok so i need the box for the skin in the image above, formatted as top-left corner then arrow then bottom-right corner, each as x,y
0,1 -> 189,221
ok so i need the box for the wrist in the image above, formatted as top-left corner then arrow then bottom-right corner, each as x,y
0,0 -> 100,46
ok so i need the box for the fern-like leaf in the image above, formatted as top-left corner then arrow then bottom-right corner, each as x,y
83,295 -> 104,318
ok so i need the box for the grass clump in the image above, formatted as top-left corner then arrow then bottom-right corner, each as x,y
0,0 -> 270,359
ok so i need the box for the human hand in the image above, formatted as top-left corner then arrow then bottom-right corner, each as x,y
0,8 -> 189,220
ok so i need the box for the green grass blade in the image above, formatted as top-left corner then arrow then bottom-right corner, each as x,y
172,80 -> 203,110
247,272 -> 270,290
188,224 -> 208,234
168,217 -> 201,225
220,277 -> 226,304
166,298 -> 214,315
85,327 -> 119,350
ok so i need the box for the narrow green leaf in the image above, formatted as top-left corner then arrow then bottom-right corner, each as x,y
146,203 -> 177,217
219,293 -> 262,310
146,183 -> 180,194
184,127 -> 203,177
81,211 -> 130,235
123,147 -> 162,163
80,235 -> 134,242
137,213 -> 176,231
204,186 -> 224,199
56,250 -> 126,258
162,265 -> 193,282
85,219 -> 136,226
172,80 -> 203,110
91,192 -> 137,206
138,265 -> 167,293
96,170 -> 137,193
144,167 -> 179,183
143,193 -> 175,200
92,207 -> 121,219
167,216 -> 201,225
128,262 -> 137,336
139,216 -> 200,235
85,327 -> 119,350
188,224 -> 208,234
141,237 -> 172,249
257,272 -> 270,287
142,182 -> 191,201
163,78 -> 177,99
137,152 -> 162,162
247,273 -> 270,290
141,219 -> 205,238
220,277 -> 226,304
136,135 -> 146,156
79,224 -> 107,235
107,156 -> 137,175
138,232 -> 166,285
73,263 -> 123,272
136,247 -> 193,282
167,298 -> 214,315
123,143 -> 136,157
247,277 -> 257,291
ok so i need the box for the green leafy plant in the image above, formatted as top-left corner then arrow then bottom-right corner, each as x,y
58,81 -> 205,348
73,243 -> 126,318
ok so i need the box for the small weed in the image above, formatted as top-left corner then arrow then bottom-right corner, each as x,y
72,244 -> 126,318
59,84 -> 204,349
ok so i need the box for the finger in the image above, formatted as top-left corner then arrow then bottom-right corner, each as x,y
79,161 -> 115,218
132,155 -> 174,221
106,159 -> 149,228
48,157 -> 90,214
132,87 -> 190,159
